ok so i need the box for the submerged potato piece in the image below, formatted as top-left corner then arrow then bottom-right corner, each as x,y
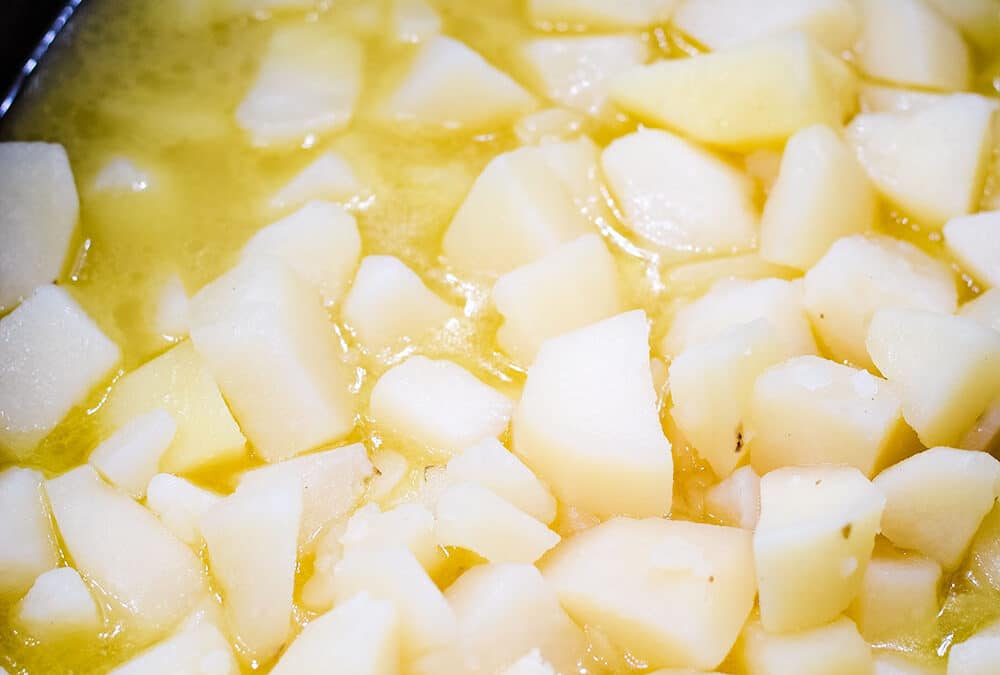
0,468 -> 58,599
875,653 -> 945,675
0,142 -> 79,312
502,651 -> 557,675
91,156 -> 153,194
601,129 -> 758,258
612,34 -> 856,149
17,567 -> 100,639
739,617 -> 872,675
89,409 -> 176,499
189,256 -> 355,463
269,151 -> 365,212
867,308 -> 1000,448
0,285 -> 120,456
847,95 -> 997,227
341,503 -> 441,573
873,447 -> 1000,570
145,474 -> 221,547
859,84 -> 946,114
528,0 -> 677,28
705,466 -> 760,530
236,26 -> 361,147
514,311 -> 673,518
108,620 -> 238,675
944,211 -> 1000,289
493,234 -> 624,365
46,466 -> 205,635
392,0 -> 441,43
948,622 -> 1000,675
542,518 -> 755,671
154,274 -> 189,341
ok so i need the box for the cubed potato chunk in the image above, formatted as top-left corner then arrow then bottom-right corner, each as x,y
92,156 -> 153,194
535,136 -> 614,229
46,466 -> 206,635
948,622 -> 1000,675
854,0 -> 969,92
944,211 -> 1000,289
663,254 -> 796,298
370,448 -> 410,501
392,0 -> 441,43
189,256 -> 355,462
873,447 -> 1000,570
502,651 -> 557,675
145,474 -> 221,547
748,356 -> 914,476
381,36 -> 535,129
705,466 -> 760,530
17,567 -> 100,639
759,125 -> 876,271
241,201 -> 361,307
300,520 -> 348,614
514,311 -> 673,518
493,234 -> 625,365
269,151 -> 365,212
0,285 -> 120,456
543,518 -> 755,671
341,502 -> 441,573
612,34 -> 856,150
875,653 -> 945,675
89,409 -> 176,499
859,84 -> 946,114
341,256 -> 454,351
527,0 -> 678,29
922,0 -> 1000,51
154,274 -> 189,341
0,143 -> 79,311
847,95 -> 997,227
236,26 -> 361,147
0,468 -> 58,599
804,235 -> 957,370
103,342 -> 246,474
961,289 -> 1000,333
514,107 -> 586,145
754,466 -> 885,632
867,308 -> 1000,447
601,129 -> 758,259
108,620 -> 238,675
739,617 -> 872,675
271,593 -> 400,675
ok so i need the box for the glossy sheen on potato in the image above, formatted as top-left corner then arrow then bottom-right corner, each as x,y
0,468 -> 59,599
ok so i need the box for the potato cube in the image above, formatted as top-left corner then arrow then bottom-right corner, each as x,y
535,137 -> 614,230
663,254 -> 796,299
704,465 -> 760,530
145,473 -> 221,547
91,155 -> 153,194
739,617 -> 872,675
300,520 -> 348,614
17,567 -> 100,639
503,651 -> 556,675
514,108 -> 585,145
108,620 -> 238,675
341,502 -> 441,573
370,448 -> 410,501
154,274 -> 189,341
875,653 -> 945,675
0,468 -> 59,599
392,0 -> 441,43
527,0 -> 678,28
960,289 -> 1000,333
948,622 -> 1000,675
269,151 -> 365,213
922,0 -> 1000,51
89,409 -> 176,499
859,84 -> 945,114
944,210 -> 1000,289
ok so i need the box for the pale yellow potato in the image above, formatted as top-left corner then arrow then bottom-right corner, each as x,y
369,449 -> 409,501
535,137 -> 614,229
88,409 -> 175,500
704,465 -> 760,530
0,468 -> 59,599
922,0 -> 1000,50
874,653 -> 945,675
269,151 -> 365,213
16,567 -> 100,640
663,255 -> 798,298
969,505 -> 1000,591
107,620 -> 238,675
300,520 -> 348,614
154,274 -> 188,341
960,288 -> 1000,334
948,621 -> 1000,675
391,0 -> 441,43
739,617 -> 872,675
944,210 -> 1000,289
502,651 -> 556,675
527,0 -> 678,29
145,474 -> 221,548
514,108 -> 585,145
859,84 -> 945,114
340,503 -> 442,573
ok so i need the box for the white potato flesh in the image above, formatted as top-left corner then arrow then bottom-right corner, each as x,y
493,234 -> 625,365
612,34 -> 856,150
867,308 -> 1000,448
602,129 -> 758,259
960,289 -> 1000,333
663,254 -> 796,298
527,0 -> 678,29
154,274 -> 189,341
108,620 -> 239,675
535,137 -> 614,229
341,256 -> 454,350
543,518 -> 755,671
300,520 -> 348,614
188,256 -> 355,463
103,341 -> 246,474
859,84 -> 946,114
17,567 -> 100,639
341,502 -> 442,573
45,466 -> 206,635
705,465 -> 760,530
0,285 -> 120,456
369,357 -> 513,461
875,653 -> 945,675
873,447 -> 1000,570
0,468 -> 58,599
922,0 -> 1000,51
502,651 -> 556,675
514,107 -> 585,145
514,311 -> 673,518
89,409 -> 176,499
381,36 -> 535,129
392,0 -> 441,43
236,26 -> 361,147
270,151 -> 365,212
370,448 -> 409,501
944,211 -> 1000,289
948,622 -> 1000,675
145,473 -> 221,547
854,0 -> 969,92
739,617 -> 872,675
271,593 -> 400,675
241,201 -> 362,307
91,156 -> 153,194
846,95 -> 997,227
0,143 -> 79,312
759,125 -> 876,271
804,234 -> 957,370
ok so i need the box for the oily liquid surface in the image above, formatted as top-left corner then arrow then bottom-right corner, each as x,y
1,0 -> 999,672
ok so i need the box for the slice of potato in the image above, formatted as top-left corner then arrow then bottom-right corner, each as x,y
16,567 -> 101,640
704,465 -> 760,530
0,468 -> 59,599
739,617 -> 872,675
145,474 -> 221,548
89,409 -> 176,500
107,619 -> 238,675
944,210 -> 1000,290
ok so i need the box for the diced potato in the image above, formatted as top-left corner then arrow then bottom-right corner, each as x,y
704,465 -> 760,530
91,156 -> 153,194
854,0 -> 969,92
948,622 -> 1000,675
370,357 -> 513,461
0,468 -> 59,599
154,274 -> 189,341
391,0 -> 441,43
514,108 -> 585,145
108,620 -> 239,675
89,409 -> 176,499
739,617 -> 872,675
513,311 -> 673,518
341,502 -> 441,573
370,448 -> 409,501
961,289 -> 1000,333
502,651 -> 556,675
542,518 -> 755,671
236,26 -> 361,147
601,129 -> 758,259
46,466 -> 206,635
145,474 -> 221,548
200,471 -> 302,662
300,520 -> 348,614
944,210 -> 1000,289
873,447 -> 1000,570
874,653 -> 945,675
960,395 -> 1000,454
241,201 -> 362,307
534,136 -> 616,229
103,341 -> 246,474
0,285 -> 120,456
269,151 -> 366,213
189,256 -> 355,463
612,34 -> 856,150
664,255 -> 797,298
846,95 -> 997,227
922,0 -> 1000,51
0,143 -> 79,312
17,567 -> 100,639
342,256 -> 454,350
803,235 -> 957,370
381,36 -> 535,129
859,84 -> 945,114
493,234 -> 625,365
866,308 -> 1000,447
527,0 -> 678,29
271,593 -> 399,675
759,125 -> 876,271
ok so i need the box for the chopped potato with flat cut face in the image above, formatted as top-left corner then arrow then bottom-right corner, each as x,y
107,619 -> 239,675
960,289 -> 1000,333
145,474 -> 221,548
704,465 -> 760,530
341,502 -> 442,574
16,567 -> 101,640
391,0 -> 441,44
922,0 -> 1000,51
88,409 -> 176,499
0,468 -> 59,600
947,621 -> 1000,675
502,651 -> 557,675
269,150 -> 366,212
527,0 -> 678,29
944,210 -> 1000,290
739,617 -> 873,675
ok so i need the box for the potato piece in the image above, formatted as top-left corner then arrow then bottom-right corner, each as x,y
370,448 -> 409,501
154,274 -> 189,341
300,520 -> 348,614
108,620 -> 238,675
534,137 -> 612,227
602,129 -> 757,258
514,311 -> 673,518
502,651 -> 556,675
145,474 -> 220,547
859,84 -> 945,114
542,518 -> 755,671
392,0 -> 441,43
0,468 -> 59,599
867,308 -> 1000,448
514,108 -> 585,145
922,0 -> 1000,51
0,285 -> 120,456
46,466 -> 206,635
0,143 -> 79,311
89,409 -> 175,499
960,289 -> 1000,333
663,255 -> 796,299
739,617 -> 872,675
189,256 -> 355,462
269,151 -> 365,213
948,622 -> 1000,675
803,235 -> 957,370
873,447 -> 1000,570
342,256 -> 454,351
759,125 -> 876,271
17,567 -> 100,639
341,503 -> 441,573
493,234 -> 624,365
92,156 -> 153,194
874,653 -> 945,675
527,0 -> 678,29
944,211 -> 1000,289
705,466 -> 760,530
